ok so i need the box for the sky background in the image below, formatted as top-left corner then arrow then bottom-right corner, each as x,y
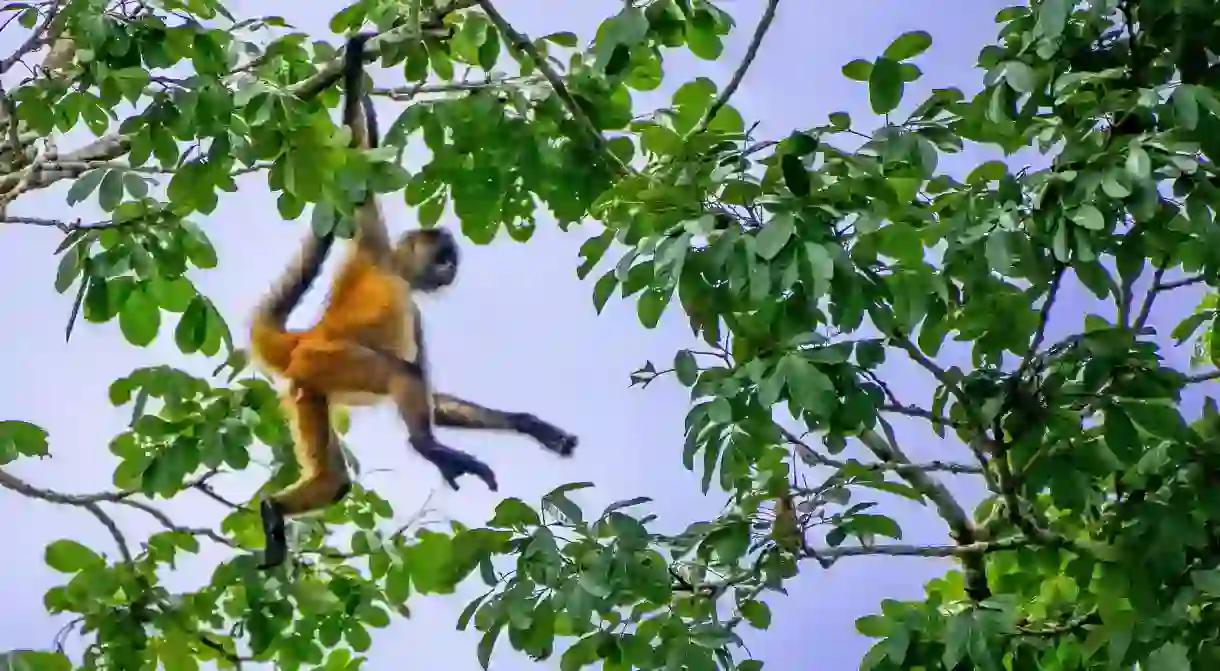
0,1 -> 1213,669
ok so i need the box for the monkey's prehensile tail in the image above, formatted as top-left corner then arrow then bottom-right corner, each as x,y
250,33 -> 376,372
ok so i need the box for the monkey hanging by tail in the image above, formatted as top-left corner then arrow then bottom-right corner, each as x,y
249,33 -> 578,569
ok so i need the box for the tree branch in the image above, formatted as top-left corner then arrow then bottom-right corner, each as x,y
0,0 -> 62,74
690,0 -> 779,138
0,0 -> 476,201
865,418 -> 991,599
779,426 -> 978,474
474,0 -> 627,174
801,535 -> 1027,561
1134,263 -> 1167,331
370,75 -> 542,100
0,467 -> 235,559
1155,274 -> 1206,291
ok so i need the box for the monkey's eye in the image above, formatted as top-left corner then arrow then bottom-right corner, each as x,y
433,244 -> 457,265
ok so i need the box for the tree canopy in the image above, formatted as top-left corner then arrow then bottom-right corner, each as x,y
3,0 -> 1220,669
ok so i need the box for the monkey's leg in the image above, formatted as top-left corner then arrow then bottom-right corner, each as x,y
432,393 -> 578,457
283,339 -> 498,492
259,384 -> 351,570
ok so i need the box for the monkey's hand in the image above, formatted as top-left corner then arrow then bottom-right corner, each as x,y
258,499 -> 288,570
511,413 -> 578,457
411,437 -> 499,491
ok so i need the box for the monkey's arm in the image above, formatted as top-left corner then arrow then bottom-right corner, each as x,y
432,393 -> 578,457
386,358 -> 499,492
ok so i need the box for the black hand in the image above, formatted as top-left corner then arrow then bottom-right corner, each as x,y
413,438 -> 499,491
258,499 -> 287,570
512,413 -> 578,457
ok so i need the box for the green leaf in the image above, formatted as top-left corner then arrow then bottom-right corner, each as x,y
780,154 -> 810,197
44,539 -> 103,573
477,624 -> 502,670
601,496 -> 652,516
489,497 -> 541,528
966,160 -> 1006,184
828,112 -> 851,130
1072,204 -> 1105,231
0,651 -> 73,671
123,172 -> 150,199
846,514 -> 902,540
740,601 -> 772,630
67,169 -> 107,206
1126,145 -> 1150,179
542,31 -> 579,47
1210,314 -> 1220,366
1172,85 -> 1199,131
119,284 -> 161,347
457,592 -> 490,631
708,397 -> 732,424
0,420 -> 49,463
784,131 -> 819,156
385,563 -> 411,604
174,296 -> 208,354
755,213 -> 795,260
841,59 -> 872,82
636,287 -> 670,328
592,271 -> 618,314
1003,61 -> 1037,93
1172,311 -> 1211,345
868,58 -> 904,114
674,350 -> 698,386
882,31 -> 932,61
150,276 -> 196,313
1145,642 -> 1190,671
685,11 -> 723,60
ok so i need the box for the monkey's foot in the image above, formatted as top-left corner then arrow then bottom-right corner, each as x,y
414,439 -> 499,491
512,413 -> 578,457
258,499 -> 287,570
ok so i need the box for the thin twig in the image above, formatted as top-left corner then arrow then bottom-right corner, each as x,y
1134,263 -> 1167,331
81,501 -> 132,563
1155,275 -> 1206,291
371,75 -> 542,100
1186,370 -> 1220,385
116,498 -> 237,548
474,0 -> 627,174
0,0 -> 60,74
690,0 -> 779,138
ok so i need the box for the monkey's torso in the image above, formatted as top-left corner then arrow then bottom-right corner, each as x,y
250,246 -> 422,409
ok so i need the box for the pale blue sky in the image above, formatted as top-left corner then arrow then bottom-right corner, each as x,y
1,1 -> 1210,669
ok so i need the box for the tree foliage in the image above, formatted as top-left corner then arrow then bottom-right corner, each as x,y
3,0 -> 1220,669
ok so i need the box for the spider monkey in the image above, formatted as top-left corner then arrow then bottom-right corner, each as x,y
249,33 -> 579,569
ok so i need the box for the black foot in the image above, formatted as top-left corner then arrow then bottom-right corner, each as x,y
513,413 -> 578,457
258,499 -> 287,570
414,439 -> 498,491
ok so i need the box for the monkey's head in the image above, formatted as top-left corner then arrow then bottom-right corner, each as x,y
394,227 -> 460,291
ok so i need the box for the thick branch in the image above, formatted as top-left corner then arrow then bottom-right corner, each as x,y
802,535 -> 1026,561
0,0 -> 476,200
780,420 -> 990,599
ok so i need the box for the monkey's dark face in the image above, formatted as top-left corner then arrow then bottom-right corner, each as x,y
397,227 -> 459,291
